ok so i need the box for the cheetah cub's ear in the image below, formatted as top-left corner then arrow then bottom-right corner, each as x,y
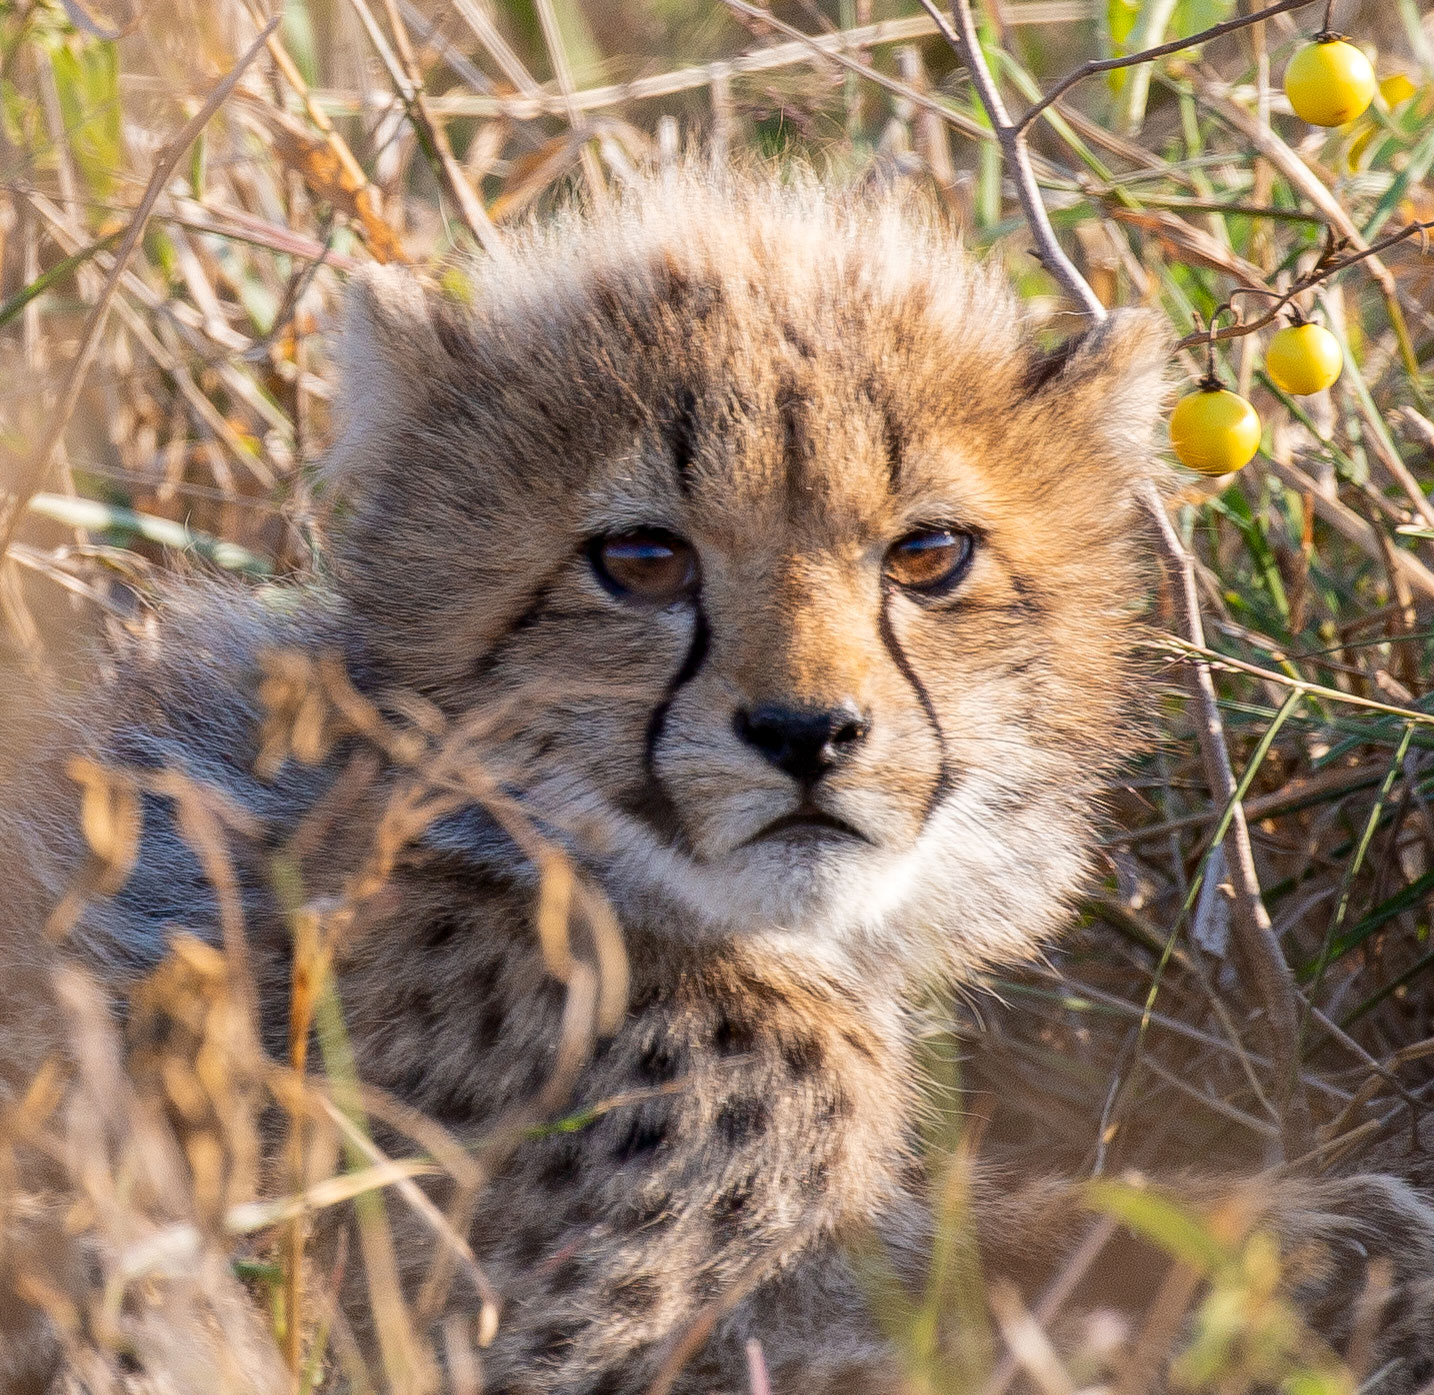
1020,306 -> 1175,490
326,265 -> 471,486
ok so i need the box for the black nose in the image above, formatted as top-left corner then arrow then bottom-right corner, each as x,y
733,702 -> 870,784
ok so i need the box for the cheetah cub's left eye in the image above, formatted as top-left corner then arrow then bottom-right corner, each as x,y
589,528 -> 700,605
883,527 -> 975,597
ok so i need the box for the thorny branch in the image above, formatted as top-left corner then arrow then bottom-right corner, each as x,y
1176,220 -> 1434,351
936,0 -> 1319,1155
1016,0 -> 1322,133
920,0 -> 1104,318
1144,488 -> 1315,1159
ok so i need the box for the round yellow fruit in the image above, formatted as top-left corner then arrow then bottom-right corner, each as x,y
1169,388 -> 1261,476
1284,38 -> 1376,126
1266,322 -> 1343,395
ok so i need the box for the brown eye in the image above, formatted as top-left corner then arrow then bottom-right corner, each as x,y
883,527 -> 974,596
589,528 -> 699,604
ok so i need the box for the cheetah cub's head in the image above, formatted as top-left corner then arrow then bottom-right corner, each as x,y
330,172 -> 1170,982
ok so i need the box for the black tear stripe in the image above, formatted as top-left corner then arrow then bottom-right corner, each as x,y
628,608 -> 709,854
642,609 -> 711,777
666,388 -> 699,496
878,591 -> 953,826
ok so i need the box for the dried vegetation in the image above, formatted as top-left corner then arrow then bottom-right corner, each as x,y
2,0 -> 1434,1389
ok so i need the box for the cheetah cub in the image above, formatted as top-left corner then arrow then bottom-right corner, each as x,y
8,171 -> 1434,1394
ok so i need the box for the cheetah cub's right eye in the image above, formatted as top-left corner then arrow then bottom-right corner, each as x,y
588,528 -> 700,605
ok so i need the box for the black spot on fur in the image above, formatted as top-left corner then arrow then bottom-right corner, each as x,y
522,1051 -> 555,1096
424,912 -> 464,950
898,1157 -> 929,1196
712,1014 -> 757,1056
432,303 -> 477,362
612,1110 -> 669,1163
396,1062 -> 429,1099
1022,329 -> 1090,395
816,1084 -> 850,1125
1007,569 -> 1049,618
405,985 -> 439,1028
636,1037 -> 682,1084
777,379 -> 808,481
710,1173 -> 756,1234
781,1033 -> 825,1077
715,1096 -> 771,1147
842,1029 -> 877,1063
546,1256 -> 586,1296
564,1194 -> 600,1228
513,1224 -> 555,1267
880,404 -> 904,492
476,1000 -> 506,1051
469,577 -> 562,684
427,1077 -> 479,1125
665,388 -> 698,494
582,1370 -> 631,1395
531,1321 -> 581,1363
536,1143 -> 583,1191
780,320 -> 815,359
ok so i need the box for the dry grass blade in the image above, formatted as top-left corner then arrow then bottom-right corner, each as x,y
0,14 -> 280,563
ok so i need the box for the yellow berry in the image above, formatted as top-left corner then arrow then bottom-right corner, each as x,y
1284,38 -> 1377,126
1266,323 -> 1343,395
1378,72 -> 1418,108
1169,388 -> 1261,476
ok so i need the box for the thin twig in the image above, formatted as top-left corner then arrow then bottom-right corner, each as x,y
0,15 -> 279,566
237,0 -> 404,264
1172,220 -> 1434,350
927,0 -> 1105,317
347,0 -> 499,251
341,7 -> 1085,123
1016,0 -> 1321,133
1145,485 -> 1315,1159
532,0 -> 606,200
1155,635 -> 1434,726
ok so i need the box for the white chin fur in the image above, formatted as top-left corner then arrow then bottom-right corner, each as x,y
563,773 -> 1094,981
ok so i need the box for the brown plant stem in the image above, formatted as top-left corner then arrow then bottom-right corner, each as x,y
923,0 -> 1105,317
1173,220 -> 1434,351
1145,485 -> 1314,1159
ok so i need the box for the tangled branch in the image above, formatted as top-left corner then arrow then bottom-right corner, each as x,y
1176,220 -> 1434,352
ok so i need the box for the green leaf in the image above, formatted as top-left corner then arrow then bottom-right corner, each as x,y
0,228 -> 122,329
1363,122 -> 1434,239
47,37 -> 122,199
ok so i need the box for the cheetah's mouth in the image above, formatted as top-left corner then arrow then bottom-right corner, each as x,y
742,806 -> 872,848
